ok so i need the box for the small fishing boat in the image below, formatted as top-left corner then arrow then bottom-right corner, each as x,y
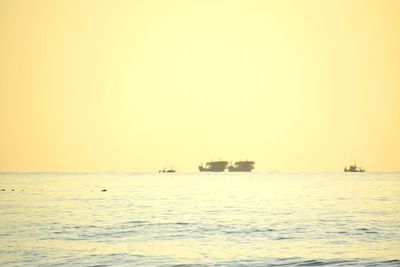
344,164 -> 365,172
159,167 -> 176,173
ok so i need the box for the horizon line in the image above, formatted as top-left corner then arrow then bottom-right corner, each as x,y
1,170 -> 399,175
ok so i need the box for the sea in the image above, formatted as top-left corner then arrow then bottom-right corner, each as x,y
0,172 -> 399,266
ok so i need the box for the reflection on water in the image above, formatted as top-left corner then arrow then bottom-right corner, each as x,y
0,172 -> 399,266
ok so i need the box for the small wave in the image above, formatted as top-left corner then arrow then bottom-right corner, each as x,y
170,265 -> 204,267
125,220 -> 148,224
295,260 -> 330,266
275,236 -> 294,240
213,258 -> 358,266
377,259 -> 400,265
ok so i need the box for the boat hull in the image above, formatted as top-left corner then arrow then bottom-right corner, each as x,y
228,161 -> 255,172
228,166 -> 253,172
199,166 -> 226,172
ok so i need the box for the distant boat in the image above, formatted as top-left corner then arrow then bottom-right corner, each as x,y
159,167 -> 176,173
228,161 -> 255,172
344,164 -> 365,172
199,161 -> 229,172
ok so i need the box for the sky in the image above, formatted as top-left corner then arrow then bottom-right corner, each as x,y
0,0 -> 399,172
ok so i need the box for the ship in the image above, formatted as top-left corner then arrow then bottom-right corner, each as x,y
344,164 -> 365,172
159,167 -> 176,173
199,161 -> 229,172
228,161 -> 255,172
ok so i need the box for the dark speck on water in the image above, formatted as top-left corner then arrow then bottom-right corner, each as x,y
101,189 -> 107,192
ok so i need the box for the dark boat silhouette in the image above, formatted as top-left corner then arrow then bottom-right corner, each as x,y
344,164 -> 365,172
228,160 -> 255,172
159,167 -> 176,173
199,161 -> 228,172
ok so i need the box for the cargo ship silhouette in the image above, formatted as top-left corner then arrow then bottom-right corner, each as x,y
199,161 -> 229,172
199,160 -> 255,172
228,161 -> 255,172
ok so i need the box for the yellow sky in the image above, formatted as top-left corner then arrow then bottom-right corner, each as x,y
0,0 -> 399,172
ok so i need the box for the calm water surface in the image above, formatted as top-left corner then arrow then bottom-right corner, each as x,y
0,172 -> 399,266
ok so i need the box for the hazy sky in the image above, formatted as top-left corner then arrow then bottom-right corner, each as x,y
0,0 -> 399,172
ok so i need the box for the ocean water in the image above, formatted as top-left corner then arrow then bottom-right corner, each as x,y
0,172 -> 399,266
